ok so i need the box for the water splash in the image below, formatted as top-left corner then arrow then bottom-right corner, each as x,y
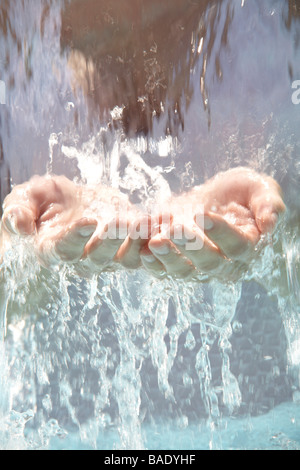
0,229 -> 245,450
0,0 -> 299,451
1,204 -> 300,450
0,132 -> 277,449
2,123 -> 300,449
277,236 -> 300,399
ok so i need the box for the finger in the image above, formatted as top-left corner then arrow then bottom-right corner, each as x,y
140,246 -> 167,279
38,218 -> 97,265
116,216 -> 158,269
2,204 -> 36,236
200,212 -> 259,260
170,224 -> 224,272
84,218 -> 129,266
2,175 -> 74,236
148,234 -> 195,279
250,184 -> 286,233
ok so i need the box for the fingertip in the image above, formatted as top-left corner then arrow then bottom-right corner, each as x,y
3,206 -> 36,236
251,187 -> 286,234
140,251 -> 157,264
203,215 -> 214,231
256,209 -> 279,234
200,211 -> 223,232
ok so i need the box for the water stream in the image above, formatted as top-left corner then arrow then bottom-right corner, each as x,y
0,0 -> 300,450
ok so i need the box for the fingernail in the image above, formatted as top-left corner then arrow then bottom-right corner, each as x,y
171,224 -> 185,245
203,216 -> 214,230
260,211 -> 279,232
4,208 -> 35,236
172,237 -> 186,246
141,254 -> 156,263
4,212 -> 18,234
266,212 -> 278,228
151,244 -> 170,255
271,213 -> 279,227
78,226 -> 96,237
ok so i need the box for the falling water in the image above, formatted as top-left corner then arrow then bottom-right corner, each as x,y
0,127 -> 248,450
1,122 -> 300,449
277,236 -> 300,401
1,0 -> 300,451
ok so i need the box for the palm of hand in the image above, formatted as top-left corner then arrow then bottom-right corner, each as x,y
140,168 -> 285,281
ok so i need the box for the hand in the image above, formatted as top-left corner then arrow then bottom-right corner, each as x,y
1,175 -> 135,273
140,167 -> 286,281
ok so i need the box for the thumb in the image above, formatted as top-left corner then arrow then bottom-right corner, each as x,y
250,191 -> 285,234
2,205 -> 36,236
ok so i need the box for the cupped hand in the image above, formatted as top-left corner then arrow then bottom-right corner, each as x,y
1,168 -> 286,283
1,175 -> 134,273
140,167 -> 286,281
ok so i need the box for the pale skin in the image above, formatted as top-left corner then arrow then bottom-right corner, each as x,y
0,167 -> 287,289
